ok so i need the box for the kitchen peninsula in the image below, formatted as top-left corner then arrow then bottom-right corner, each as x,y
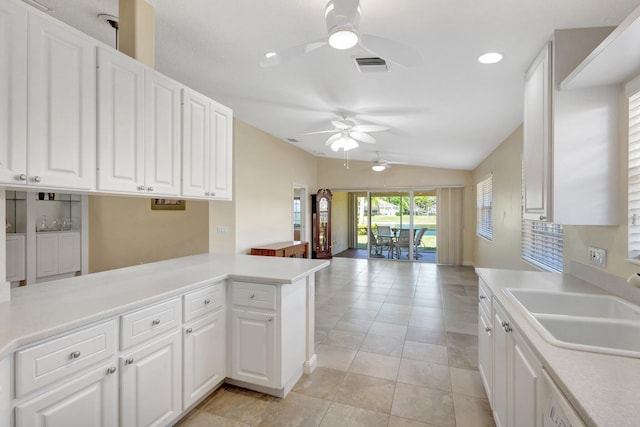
0,253 -> 329,427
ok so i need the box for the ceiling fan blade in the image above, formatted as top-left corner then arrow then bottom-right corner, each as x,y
325,133 -> 342,146
352,124 -> 389,132
359,34 -> 422,67
350,131 -> 376,144
331,119 -> 352,130
260,39 -> 327,67
302,129 -> 338,135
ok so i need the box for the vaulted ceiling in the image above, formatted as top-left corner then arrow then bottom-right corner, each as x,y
43,0 -> 640,170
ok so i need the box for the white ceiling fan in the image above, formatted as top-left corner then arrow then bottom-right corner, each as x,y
371,152 -> 408,171
304,117 -> 388,152
260,0 -> 422,68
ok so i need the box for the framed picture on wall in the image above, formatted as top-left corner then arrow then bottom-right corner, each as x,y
150,199 -> 186,211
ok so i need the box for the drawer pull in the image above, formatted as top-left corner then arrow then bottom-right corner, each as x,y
70,351 -> 81,359
186,328 -> 193,334
501,321 -> 512,333
479,295 -> 487,300
485,326 -> 492,333
152,319 -> 161,326
18,174 -> 27,181
249,294 -> 255,299
125,358 -> 134,365
204,299 -> 211,305
268,316 -> 273,322
107,367 -> 117,375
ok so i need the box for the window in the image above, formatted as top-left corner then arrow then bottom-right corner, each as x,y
522,221 -> 563,272
476,175 -> 493,240
293,197 -> 301,227
629,89 -> 640,258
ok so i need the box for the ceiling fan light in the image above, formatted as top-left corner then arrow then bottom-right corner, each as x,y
330,137 -> 345,151
343,138 -> 359,151
328,29 -> 359,50
372,164 -> 386,172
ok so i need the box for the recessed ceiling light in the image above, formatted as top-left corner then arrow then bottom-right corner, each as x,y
478,52 -> 503,64
264,51 -> 277,59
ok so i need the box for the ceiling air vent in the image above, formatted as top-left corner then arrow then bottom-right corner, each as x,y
354,57 -> 389,73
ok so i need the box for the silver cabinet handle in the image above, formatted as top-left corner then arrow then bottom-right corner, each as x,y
152,319 -> 161,326
107,367 -> 117,374
32,176 -> 41,183
147,186 -> 154,191
539,215 -> 547,221
137,185 -> 145,191
485,326 -> 492,333
204,299 -> 211,305
249,294 -> 255,299
210,192 -> 216,196
479,295 -> 487,300
268,316 -> 273,322
502,321 -> 512,333
205,192 -> 210,196
186,328 -> 193,334
18,174 -> 27,181
70,351 -> 81,359
125,357 -> 134,365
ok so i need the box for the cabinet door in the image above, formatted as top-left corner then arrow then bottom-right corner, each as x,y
183,310 -> 225,408
231,309 -> 276,388
120,330 -> 182,427
209,101 -> 233,200
144,70 -> 181,196
6,234 -> 26,282
478,307 -> 492,404
0,0 -> 27,185
492,305 -> 510,427
58,232 -> 80,274
36,233 -> 59,278
523,42 -> 552,222
27,13 -> 96,190
15,363 -> 118,427
511,330 -> 540,427
181,88 -> 210,198
97,47 -> 145,194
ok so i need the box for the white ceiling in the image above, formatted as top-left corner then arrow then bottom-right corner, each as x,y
42,0 -> 640,170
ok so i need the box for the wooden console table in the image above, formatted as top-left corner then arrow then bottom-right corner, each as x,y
250,241 -> 309,258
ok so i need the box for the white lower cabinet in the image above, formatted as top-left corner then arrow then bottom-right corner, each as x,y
491,301 -> 541,427
230,308 -> 276,388
15,362 -> 119,427
183,309 -> 226,408
478,304 -> 492,404
120,330 -> 182,427
6,233 -> 25,282
36,231 -> 80,278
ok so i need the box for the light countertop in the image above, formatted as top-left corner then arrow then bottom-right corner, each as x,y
0,253 -> 329,358
476,268 -> 640,427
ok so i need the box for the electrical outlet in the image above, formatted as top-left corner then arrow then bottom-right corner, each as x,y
588,247 -> 607,267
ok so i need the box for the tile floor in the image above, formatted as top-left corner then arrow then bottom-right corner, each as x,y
177,258 -> 495,427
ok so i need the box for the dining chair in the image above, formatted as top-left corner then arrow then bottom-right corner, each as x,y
393,229 -> 411,259
369,229 -> 383,257
413,228 -> 427,259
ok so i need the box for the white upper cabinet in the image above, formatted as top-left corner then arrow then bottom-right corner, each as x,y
0,0 -> 27,185
27,12 -> 96,190
182,88 -> 233,200
523,29 -> 621,225
144,70 -> 181,196
97,47 -> 145,193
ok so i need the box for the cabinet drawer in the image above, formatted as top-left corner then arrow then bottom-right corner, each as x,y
183,282 -> 225,322
15,320 -> 117,397
121,298 -> 181,350
232,282 -> 276,310
479,279 -> 491,316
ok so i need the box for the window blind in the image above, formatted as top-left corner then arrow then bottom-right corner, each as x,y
629,91 -> 640,258
477,176 -> 493,240
522,221 -> 563,272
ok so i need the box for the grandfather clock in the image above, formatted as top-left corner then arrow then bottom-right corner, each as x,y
312,189 -> 332,259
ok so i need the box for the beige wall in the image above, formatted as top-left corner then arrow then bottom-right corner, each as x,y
317,158 -> 475,265
210,119 -> 318,255
89,195 -> 209,273
472,125 -> 536,270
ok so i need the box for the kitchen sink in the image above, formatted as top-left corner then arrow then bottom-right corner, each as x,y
504,288 -> 640,321
534,315 -> 640,358
502,288 -> 640,358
